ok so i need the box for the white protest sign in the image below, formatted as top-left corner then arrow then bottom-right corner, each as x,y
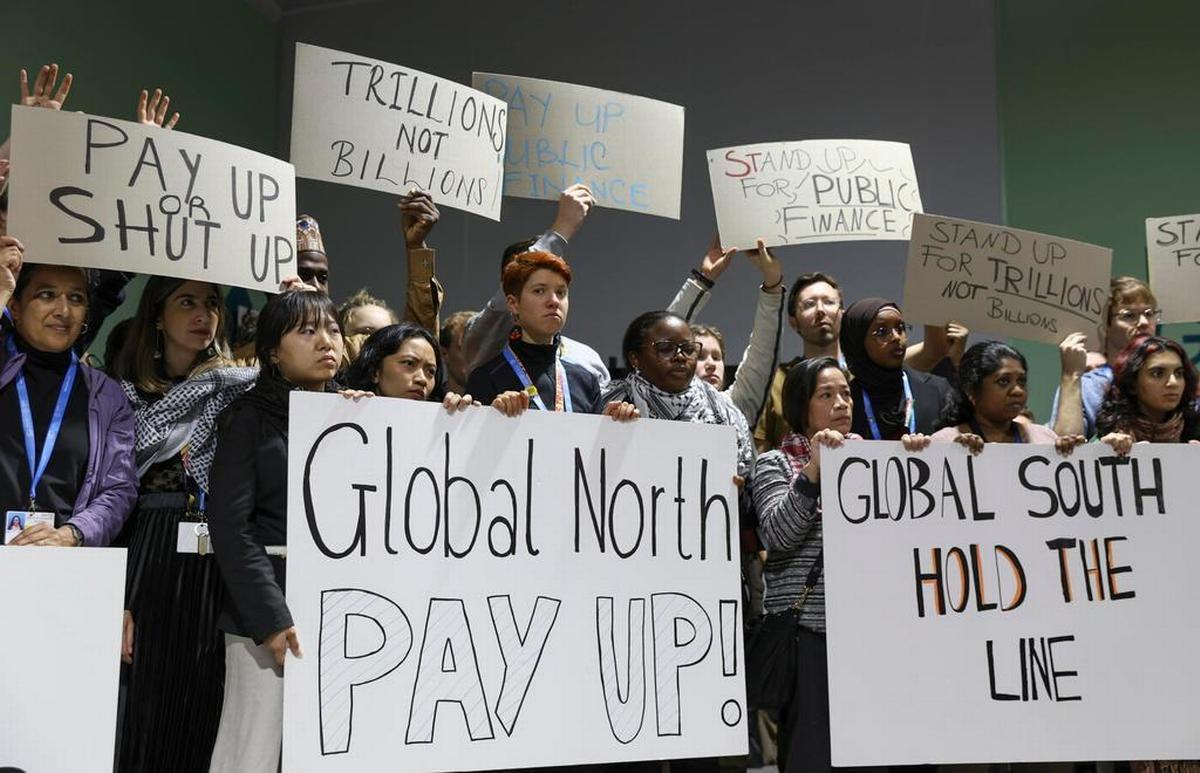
291,43 -> 505,220
821,441 -> 1200,766
1145,213 -> 1200,323
283,394 -> 746,771
8,106 -> 296,292
473,72 -> 685,219
903,213 -> 1112,347
0,547 -> 125,772
706,139 -> 922,248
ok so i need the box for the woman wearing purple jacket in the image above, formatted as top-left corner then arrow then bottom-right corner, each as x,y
0,248 -> 136,548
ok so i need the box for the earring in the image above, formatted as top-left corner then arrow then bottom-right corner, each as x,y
153,327 -> 163,359
80,322 -> 89,335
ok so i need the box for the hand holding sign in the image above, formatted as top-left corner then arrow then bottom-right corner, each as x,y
398,191 -> 439,249
0,234 -> 24,301
549,183 -> 594,242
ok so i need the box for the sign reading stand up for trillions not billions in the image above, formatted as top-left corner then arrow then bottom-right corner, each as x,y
283,394 -> 746,772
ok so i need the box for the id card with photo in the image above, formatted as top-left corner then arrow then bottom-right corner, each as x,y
3,511 -> 54,545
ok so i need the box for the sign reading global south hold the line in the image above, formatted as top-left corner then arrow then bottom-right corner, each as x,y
706,139 -> 923,248
290,43 -> 506,220
473,72 -> 685,219
7,105 -> 297,292
1145,212 -> 1200,324
903,213 -> 1113,348
821,442 -> 1200,766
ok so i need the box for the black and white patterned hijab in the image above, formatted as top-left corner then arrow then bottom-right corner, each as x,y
121,366 -> 258,493
602,372 -> 754,476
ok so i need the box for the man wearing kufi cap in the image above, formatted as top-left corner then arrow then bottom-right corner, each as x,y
296,213 -> 330,295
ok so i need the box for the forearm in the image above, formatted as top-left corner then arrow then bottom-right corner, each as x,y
666,273 -> 713,322
727,287 -> 783,424
402,246 -> 442,336
1051,376 -> 1085,437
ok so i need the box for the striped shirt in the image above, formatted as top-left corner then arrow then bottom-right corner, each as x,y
750,450 -> 825,632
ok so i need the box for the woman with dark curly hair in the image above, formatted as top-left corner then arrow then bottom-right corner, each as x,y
1095,335 -> 1200,454
932,341 -> 1084,455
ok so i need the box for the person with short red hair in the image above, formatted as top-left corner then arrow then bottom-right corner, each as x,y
466,251 -> 636,421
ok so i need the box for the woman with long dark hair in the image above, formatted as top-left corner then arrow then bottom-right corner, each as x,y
111,275 -> 256,771
344,322 -> 475,410
1096,335 -> 1200,452
932,340 -> 1085,454
206,290 -> 359,772
838,298 -> 953,440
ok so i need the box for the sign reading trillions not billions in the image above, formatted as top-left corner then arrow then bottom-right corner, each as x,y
1145,212 -> 1200,324
282,394 -> 746,772
473,72 -> 685,219
822,442 -> 1200,766
290,43 -> 506,220
903,213 -> 1113,348
8,106 -> 296,292
706,139 -> 922,248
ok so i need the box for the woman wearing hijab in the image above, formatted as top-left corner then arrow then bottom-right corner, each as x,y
838,298 -> 953,439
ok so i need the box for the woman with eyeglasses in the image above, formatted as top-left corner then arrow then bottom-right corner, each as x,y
466,250 -> 636,420
839,298 -> 953,440
602,311 -> 754,476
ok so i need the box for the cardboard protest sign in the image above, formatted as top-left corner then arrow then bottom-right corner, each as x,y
0,547 -> 126,772
706,139 -> 922,248
821,441 -> 1200,766
283,394 -> 746,771
7,106 -> 296,292
291,43 -> 506,220
1145,213 -> 1200,323
473,72 -> 685,219
903,213 -> 1112,347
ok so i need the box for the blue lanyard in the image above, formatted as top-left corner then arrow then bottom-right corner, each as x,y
501,343 -> 572,413
860,371 -> 915,440
5,336 -> 79,510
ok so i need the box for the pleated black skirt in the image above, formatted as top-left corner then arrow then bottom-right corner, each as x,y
116,492 -> 225,772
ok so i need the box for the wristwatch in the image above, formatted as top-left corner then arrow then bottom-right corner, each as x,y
65,523 -> 85,546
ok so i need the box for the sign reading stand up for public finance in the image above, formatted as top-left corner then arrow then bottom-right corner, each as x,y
0,547 -> 126,773
7,105 -> 296,292
1145,212 -> 1200,324
706,139 -> 922,248
821,441 -> 1200,766
473,72 -> 685,219
903,213 -> 1113,348
283,394 -> 746,772
290,43 -> 506,221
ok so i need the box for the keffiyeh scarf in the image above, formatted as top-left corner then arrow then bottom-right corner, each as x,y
602,372 -> 754,476
122,366 -> 258,493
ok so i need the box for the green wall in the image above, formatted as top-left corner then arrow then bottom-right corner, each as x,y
0,0 -> 280,356
997,0 -> 1200,421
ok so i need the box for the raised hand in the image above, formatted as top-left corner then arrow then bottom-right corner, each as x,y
745,237 -> 782,291
549,183 -> 594,242
136,88 -> 180,129
398,191 -> 439,248
1058,332 -> 1088,378
698,234 -> 737,282
0,234 -> 25,307
19,64 -> 72,110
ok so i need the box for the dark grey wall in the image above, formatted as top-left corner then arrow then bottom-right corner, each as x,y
279,0 -> 1001,367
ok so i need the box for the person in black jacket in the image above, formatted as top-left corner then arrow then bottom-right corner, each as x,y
206,289 -> 353,773
467,250 -> 636,421
839,297 -> 953,439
